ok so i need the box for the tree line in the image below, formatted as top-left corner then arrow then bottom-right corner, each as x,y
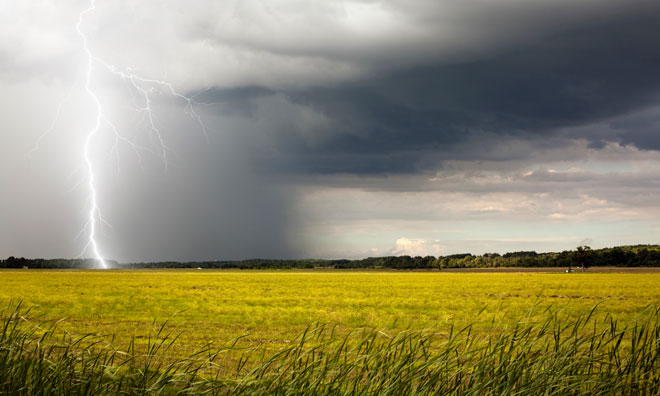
2,244 -> 660,270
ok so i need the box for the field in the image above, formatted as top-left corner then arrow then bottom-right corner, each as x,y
2,269 -> 660,394
1,269 -> 659,357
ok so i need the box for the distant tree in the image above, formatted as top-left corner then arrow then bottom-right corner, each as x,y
5,256 -> 28,268
503,251 -> 538,258
572,245 -> 594,271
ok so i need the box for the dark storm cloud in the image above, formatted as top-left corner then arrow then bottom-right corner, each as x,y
200,4 -> 660,175
3,0 -> 660,261
611,107 -> 660,150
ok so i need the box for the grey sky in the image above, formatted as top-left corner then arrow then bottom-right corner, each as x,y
1,0 -> 660,261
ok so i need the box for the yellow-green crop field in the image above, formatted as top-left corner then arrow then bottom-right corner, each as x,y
1,270 -> 659,361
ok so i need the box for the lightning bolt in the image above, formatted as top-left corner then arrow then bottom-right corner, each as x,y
76,1 -> 107,269
28,88 -> 73,160
74,0 -> 209,268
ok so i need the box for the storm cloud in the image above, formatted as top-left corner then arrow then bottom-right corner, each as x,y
1,0 -> 660,261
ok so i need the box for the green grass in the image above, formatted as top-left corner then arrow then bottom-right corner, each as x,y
2,270 -> 660,394
1,270 -> 659,362
2,301 -> 660,395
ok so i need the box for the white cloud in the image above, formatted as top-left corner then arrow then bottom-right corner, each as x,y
392,237 -> 445,256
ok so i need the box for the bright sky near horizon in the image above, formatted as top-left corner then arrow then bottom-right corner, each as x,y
1,0 -> 660,262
